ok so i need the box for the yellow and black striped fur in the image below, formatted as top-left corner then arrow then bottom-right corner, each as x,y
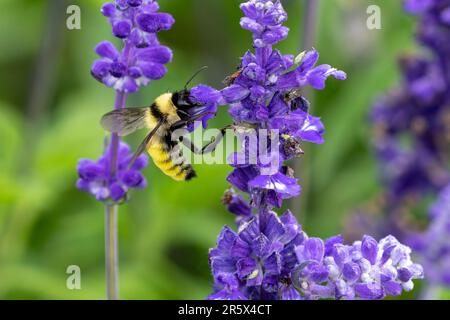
101,91 -> 201,181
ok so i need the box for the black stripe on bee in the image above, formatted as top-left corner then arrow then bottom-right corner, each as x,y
150,103 -> 165,121
185,168 -> 197,181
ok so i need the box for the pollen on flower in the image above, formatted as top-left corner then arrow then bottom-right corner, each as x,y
248,269 -> 260,280
301,281 -> 309,290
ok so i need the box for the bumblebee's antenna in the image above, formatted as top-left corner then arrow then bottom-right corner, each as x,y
184,66 -> 208,90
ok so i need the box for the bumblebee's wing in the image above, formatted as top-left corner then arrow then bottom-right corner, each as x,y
129,117 -> 165,167
101,107 -> 150,137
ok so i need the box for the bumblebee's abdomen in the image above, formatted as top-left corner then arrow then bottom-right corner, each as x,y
147,142 -> 196,182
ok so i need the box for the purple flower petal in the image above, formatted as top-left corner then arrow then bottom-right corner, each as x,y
248,172 -> 301,200
136,12 -> 175,33
95,41 -> 119,60
382,281 -> 403,296
110,183 -> 126,202
112,20 -> 132,39
354,283 -> 384,300
361,235 -> 379,265
138,62 -> 168,80
190,85 -> 224,105
137,45 -> 173,64
101,3 -> 116,17
77,159 -> 104,181
240,17 -> 264,34
221,84 -> 250,103
237,258 -> 258,279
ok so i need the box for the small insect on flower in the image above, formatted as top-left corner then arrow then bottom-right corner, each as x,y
101,68 -> 225,181
223,67 -> 243,87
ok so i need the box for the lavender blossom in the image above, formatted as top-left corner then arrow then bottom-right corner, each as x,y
209,211 -> 423,300
220,0 -> 346,212
91,40 -> 173,93
80,0 -> 174,204
91,0 -> 174,93
78,0 -> 174,300
101,0 -> 174,46
208,0 -> 423,300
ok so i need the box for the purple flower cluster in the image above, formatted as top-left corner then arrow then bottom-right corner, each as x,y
77,142 -> 148,202
209,211 -> 423,300
91,0 -> 174,93
78,0 -> 174,202
221,0 -> 345,211
209,0 -> 423,300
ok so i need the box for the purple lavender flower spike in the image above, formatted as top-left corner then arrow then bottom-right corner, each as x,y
217,0 -> 345,215
207,0 -> 424,300
82,0 -> 174,204
92,1 -> 174,92
81,0 -> 176,300
209,0 -> 431,300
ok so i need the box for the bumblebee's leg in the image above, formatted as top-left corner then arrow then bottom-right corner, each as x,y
170,111 -> 216,131
179,127 -> 228,155
128,117 -> 165,168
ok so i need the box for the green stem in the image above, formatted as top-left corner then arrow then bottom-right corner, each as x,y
103,89 -> 127,300
105,204 -> 119,300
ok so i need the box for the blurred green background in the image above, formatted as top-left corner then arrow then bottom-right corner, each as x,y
0,0 -> 440,299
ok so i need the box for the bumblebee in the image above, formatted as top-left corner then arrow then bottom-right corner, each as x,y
101,69 -> 225,181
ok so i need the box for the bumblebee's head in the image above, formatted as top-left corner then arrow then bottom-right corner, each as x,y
172,67 -> 209,120
171,90 -> 192,108
171,90 -> 197,121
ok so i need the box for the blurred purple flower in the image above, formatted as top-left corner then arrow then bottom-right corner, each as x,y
346,0 -> 450,294
409,185 -> 450,286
